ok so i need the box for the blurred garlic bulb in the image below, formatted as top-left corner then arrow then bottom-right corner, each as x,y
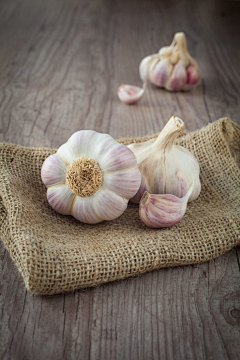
117,84 -> 145,104
139,183 -> 194,228
128,116 -> 201,203
139,32 -> 201,91
41,130 -> 141,224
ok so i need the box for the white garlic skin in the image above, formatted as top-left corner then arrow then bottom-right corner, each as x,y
128,116 -> 201,204
139,32 -> 201,92
139,54 -> 158,83
139,183 -> 194,228
41,130 -> 141,224
150,58 -> 173,87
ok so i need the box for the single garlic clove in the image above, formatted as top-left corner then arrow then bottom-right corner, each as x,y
166,61 -> 187,91
41,153 -> 66,186
182,64 -> 200,91
103,168 -> 142,199
71,195 -> 102,224
47,184 -> 76,215
117,84 -> 145,104
150,58 -> 173,87
58,130 -> 97,163
139,183 -> 194,228
89,189 -> 128,222
99,142 -> 139,173
186,64 -> 199,85
139,54 -> 158,83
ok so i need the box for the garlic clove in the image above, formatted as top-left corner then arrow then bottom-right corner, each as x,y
58,130 -> 97,163
91,188 -> 128,221
139,54 -> 158,83
148,55 -> 161,84
86,133 -> 116,160
47,184 -> 76,215
71,195 -> 102,224
41,153 -> 66,186
182,64 -> 200,91
186,64 -> 199,85
103,168 -> 141,199
139,183 -> 194,228
117,84 -> 145,104
99,142 -> 138,173
166,61 -> 187,91
150,58 -> 173,87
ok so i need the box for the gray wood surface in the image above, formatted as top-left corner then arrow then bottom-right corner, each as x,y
0,0 -> 240,359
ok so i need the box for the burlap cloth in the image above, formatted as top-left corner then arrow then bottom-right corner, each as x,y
0,118 -> 239,295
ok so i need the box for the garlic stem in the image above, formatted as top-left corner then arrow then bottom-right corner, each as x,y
153,115 -> 185,151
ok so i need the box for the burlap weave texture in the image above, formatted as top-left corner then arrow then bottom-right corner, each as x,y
0,118 -> 239,295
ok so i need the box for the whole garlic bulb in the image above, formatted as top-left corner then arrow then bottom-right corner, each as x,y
128,116 -> 201,203
41,130 -> 141,224
139,32 -> 201,91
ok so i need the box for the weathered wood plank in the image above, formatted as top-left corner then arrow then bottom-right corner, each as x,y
0,0 -> 239,359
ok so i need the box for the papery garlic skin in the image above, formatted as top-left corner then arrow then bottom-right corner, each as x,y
41,130 -> 141,224
128,116 -> 201,203
139,183 -> 194,228
150,58 -> 173,87
139,32 -> 201,92
166,60 -> 187,91
117,84 -> 145,104
139,54 -> 158,83
182,64 -> 200,91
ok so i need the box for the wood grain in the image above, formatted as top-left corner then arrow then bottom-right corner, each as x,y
0,0 -> 240,359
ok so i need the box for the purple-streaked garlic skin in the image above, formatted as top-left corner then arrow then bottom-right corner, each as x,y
41,153 -> 66,186
41,130 -> 141,224
166,61 -> 187,91
139,54 -> 156,83
128,116 -> 201,204
182,64 -> 201,91
117,84 -> 145,104
150,58 -> 173,87
139,32 -> 201,92
139,183 -> 194,228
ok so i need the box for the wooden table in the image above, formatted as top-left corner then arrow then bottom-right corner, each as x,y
0,0 -> 240,359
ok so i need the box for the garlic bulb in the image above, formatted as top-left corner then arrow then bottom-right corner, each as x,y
41,130 -> 141,224
139,32 -> 201,91
128,116 -> 201,203
117,84 -> 145,104
139,183 -> 194,228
